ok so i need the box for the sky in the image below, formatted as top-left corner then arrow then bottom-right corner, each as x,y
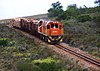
0,0 -> 96,20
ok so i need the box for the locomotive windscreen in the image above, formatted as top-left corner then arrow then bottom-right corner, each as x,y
51,23 -> 58,28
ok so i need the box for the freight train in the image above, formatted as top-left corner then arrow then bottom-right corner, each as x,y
10,18 -> 63,44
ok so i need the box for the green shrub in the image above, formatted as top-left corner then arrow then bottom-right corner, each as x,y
8,41 -> 16,46
17,60 -> 41,71
93,16 -> 100,26
61,20 -> 70,26
5,46 -> 17,52
0,38 -> 9,46
77,14 -> 91,22
96,42 -> 100,47
17,57 -> 63,71
4,63 -> 12,69
32,57 -> 62,71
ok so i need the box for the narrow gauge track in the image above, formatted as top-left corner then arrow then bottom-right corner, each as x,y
55,44 -> 100,67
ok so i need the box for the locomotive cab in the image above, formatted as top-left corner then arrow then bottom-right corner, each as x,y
46,21 -> 63,43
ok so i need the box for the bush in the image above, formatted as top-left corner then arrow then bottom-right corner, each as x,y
77,14 -> 91,22
17,57 -> 64,71
0,38 -> 9,46
32,57 -> 62,71
17,60 -> 41,71
93,16 -> 100,26
96,42 -> 100,47
61,20 -> 70,26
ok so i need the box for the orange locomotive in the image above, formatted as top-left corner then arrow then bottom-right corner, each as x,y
10,18 -> 63,44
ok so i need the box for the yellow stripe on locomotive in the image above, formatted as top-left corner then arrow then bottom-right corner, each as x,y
48,35 -> 63,43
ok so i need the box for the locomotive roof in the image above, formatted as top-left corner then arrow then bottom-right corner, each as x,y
42,21 -> 62,26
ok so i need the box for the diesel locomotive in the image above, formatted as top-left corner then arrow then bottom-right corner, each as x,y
10,18 -> 63,44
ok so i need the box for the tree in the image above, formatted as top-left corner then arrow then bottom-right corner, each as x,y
65,4 -> 79,19
94,0 -> 100,6
48,1 -> 64,21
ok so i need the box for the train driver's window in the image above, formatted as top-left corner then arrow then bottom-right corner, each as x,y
51,24 -> 54,28
47,25 -> 50,29
55,24 -> 58,28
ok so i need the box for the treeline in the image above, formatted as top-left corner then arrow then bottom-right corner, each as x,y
48,1 -> 100,24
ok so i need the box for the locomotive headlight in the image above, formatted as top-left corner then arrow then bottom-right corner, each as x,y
48,39 -> 51,42
60,39 -> 63,42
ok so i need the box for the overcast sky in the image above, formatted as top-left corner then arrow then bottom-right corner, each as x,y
0,0 -> 96,20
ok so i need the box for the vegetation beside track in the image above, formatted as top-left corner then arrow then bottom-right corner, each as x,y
0,1 -> 100,70
63,20 -> 100,58
0,24 -> 90,71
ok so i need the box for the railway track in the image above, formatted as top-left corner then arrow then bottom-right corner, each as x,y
7,25 -> 100,67
55,44 -> 100,67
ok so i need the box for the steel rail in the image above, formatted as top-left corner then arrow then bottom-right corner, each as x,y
55,44 -> 100,67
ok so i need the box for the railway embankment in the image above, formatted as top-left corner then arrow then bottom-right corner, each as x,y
0,23 -> 96,71
63,20 -> 100,58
